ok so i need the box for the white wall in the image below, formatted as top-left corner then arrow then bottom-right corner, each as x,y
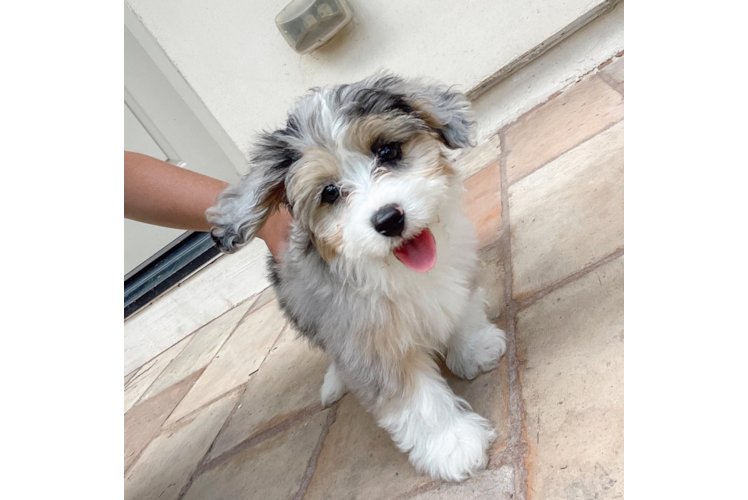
126,0 -> 616,173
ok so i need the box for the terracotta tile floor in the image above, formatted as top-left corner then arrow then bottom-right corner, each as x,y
124,56 -> 624,500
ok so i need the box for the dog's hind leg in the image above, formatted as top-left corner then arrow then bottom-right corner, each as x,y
446,288 -> 506,380
321,361 -> 347,407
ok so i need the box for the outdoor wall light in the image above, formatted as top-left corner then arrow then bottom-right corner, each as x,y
276,0 -> 353,55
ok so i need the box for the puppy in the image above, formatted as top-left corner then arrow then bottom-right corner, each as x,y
207,73 -> 507,481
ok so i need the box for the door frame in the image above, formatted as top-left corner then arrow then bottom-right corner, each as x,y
124,2 -> 245,317
124,2 -> 246,175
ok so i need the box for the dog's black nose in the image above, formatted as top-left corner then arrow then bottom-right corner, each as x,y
372,204 -> 405,237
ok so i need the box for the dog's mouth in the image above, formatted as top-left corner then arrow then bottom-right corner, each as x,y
394,228 -> 437,273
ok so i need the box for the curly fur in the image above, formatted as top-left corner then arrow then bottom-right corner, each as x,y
207,73 -> 506,481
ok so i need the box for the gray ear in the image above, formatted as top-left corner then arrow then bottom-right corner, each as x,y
369,74 -> 475,149
206,129 -> 297,253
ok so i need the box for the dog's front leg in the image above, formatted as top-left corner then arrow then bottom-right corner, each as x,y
372,350 -> 495,482
321,361 -> 347,407
447,288 -> 507,380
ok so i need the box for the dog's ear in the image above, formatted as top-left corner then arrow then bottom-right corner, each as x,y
207,129 -> 297,253
371,74 -> 475,150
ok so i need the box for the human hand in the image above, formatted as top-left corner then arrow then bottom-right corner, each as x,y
256,205 -> 293,263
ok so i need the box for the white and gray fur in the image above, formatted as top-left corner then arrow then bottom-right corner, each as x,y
207,74 -> 507,481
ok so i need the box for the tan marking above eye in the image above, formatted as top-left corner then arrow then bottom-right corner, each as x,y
347,114 -> 424,153
286,147 -> 339,205
400,133 -> 456,178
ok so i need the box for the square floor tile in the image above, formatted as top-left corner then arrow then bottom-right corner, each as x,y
510,121 -> 623,299
504,75 -> 623,184
517,258 -> 623,500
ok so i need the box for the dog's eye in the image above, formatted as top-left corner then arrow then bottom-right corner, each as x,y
320,184 -> 340,204
375,142 -> 402,163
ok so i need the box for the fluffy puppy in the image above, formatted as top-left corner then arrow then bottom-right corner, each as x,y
207,73 -> 506,481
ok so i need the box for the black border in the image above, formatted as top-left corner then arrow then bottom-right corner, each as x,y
124,231 -> 220,319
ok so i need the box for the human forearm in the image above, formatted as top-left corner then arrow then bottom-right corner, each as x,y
124,152 -> 228,232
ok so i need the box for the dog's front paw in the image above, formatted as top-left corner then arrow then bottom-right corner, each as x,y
409,411 -> 495,482
447,325 -> 507,380
320,363 -> 347,407
471,324 -> 507,375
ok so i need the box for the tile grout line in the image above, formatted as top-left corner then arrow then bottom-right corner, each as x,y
126,347 -> 186,413
197,385 -> 248,478
145,297 -> 271,428
292,403 -> 339,500
596,51 -> 624,96
462,56 -> 623,221
152,320 -> 292,474
200,379 -> 253,464
495,49 -> 624,179
506,113 -> 624,188
174,385 -> 247,500
265,323 -> 290,360
124,290 -> 262,378
498,128 -> 531,500
124,369 -> 138,386
458,131 -> 501,182
492,50 -> 622,142
126,292 -> 263,411
184,323 -> 292,463
196,402 -> 330,477
124,359 -> 158,391
124,367 -> 208,477
245,286 -> 272,315
500,88 -> 561,132
392,480 -> 443,500
161,387 -> 239,433
597,70 -> 624,97
596,49 -> 623,71
220,293 -> 266,340
515,248 -> 624,310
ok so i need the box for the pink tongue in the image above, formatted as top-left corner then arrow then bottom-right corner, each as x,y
394,229 -> 437,273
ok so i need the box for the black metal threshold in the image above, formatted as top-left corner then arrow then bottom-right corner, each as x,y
124,231 -> 220,319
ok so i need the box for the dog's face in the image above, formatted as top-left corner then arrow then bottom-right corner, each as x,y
207,74 -> 474,270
